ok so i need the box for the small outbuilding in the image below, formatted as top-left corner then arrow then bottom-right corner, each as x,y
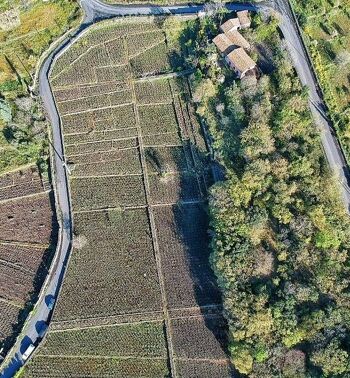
225,47 -> 256,78
220,18 -> 240,33
237,10 -> 251,29
226,30 -> 251,50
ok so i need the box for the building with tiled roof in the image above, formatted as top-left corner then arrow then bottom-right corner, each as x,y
212,33 -> 234,55
225,47 -> 256,78
237,10 -> 251,29
226,30 -> 251,50
220,18 -> 240,33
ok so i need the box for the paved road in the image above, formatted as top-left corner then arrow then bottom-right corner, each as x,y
274,0 -> 350,211
1,0 -> 349,376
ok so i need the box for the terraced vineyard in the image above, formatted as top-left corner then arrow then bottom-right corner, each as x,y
23,16 -> 230,377
0,166 -> 57,357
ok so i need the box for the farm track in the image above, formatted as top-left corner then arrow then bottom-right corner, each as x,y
3,0 -> 349,376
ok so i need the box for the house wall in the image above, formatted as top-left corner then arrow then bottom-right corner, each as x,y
224,56 -> 242,78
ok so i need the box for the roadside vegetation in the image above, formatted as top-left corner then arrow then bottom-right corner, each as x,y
291,0 -> 350,163
0,0 -> 81,174
185,10 -> 350,377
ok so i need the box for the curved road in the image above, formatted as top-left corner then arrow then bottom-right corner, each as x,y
275,0 -> 350,211
1,0 -> 349,376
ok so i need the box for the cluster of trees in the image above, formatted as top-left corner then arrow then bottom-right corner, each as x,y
185,12 -> 350,377
0,96 -> 49,174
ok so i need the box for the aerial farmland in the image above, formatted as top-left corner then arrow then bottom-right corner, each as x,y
22,16 -> 231,377
0,166 -> 57,357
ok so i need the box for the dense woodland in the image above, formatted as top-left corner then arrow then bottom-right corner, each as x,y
182,10 -> 350,377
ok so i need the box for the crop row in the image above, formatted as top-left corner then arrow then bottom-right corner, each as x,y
130,42 -> 171,78
51,63 -> 97,88
0,166 -> 41,189
168,304 -> 223,319
188,103 -> 208,154
0,263 -> 34,304
126,31 -> 165,60
104,37 -> 128,65
138,103 -> 179,136
148,171 -> 201,205
94,64 -> 131,85
53,208 -> 162,321
173,96 -> 193,141
145,146 -> 189,174
65,137 -> 137,157
86,22 -> 161,47
53,81 -> 130,103
0,301 -> 19,342
71,150 -> 142,177
70,175 -> 146,211
62,104 -> 136,134
0,243 -> 48,275
0,179 -> 45,202
142,132 -> 182,147
23,356 -> 169,378
39,321 -> 167,358
171,315 -> 228,360
135,79 -> 173,105
0,192 -> 56,244
176,359 -> 233,378
153,204 -> 221,309
65,140 -> 115,157
64,128 -> 139,146
57,89 -> 132,116
173,97 -> 209,173
169,76 -> 191,97
50,310 -> 163,332
67,137 -> 138,157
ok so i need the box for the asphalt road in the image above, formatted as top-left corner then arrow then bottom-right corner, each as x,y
275,0 -> 350,211
1,0 -> 349,376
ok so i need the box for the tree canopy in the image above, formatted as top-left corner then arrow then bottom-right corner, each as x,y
186,12 -> 350,377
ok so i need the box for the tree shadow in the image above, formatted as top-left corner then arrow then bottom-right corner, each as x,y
150,15 -> 234,374
0,162 -> 58,360
169,117 -> 233,374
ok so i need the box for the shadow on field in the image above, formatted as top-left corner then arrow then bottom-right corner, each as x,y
170,126 -> 233,371
0,163 -> 59,360
148,16 -> 234,374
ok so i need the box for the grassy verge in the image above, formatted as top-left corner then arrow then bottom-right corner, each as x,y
0,0 -> 81,175
290,0 -> 350,163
